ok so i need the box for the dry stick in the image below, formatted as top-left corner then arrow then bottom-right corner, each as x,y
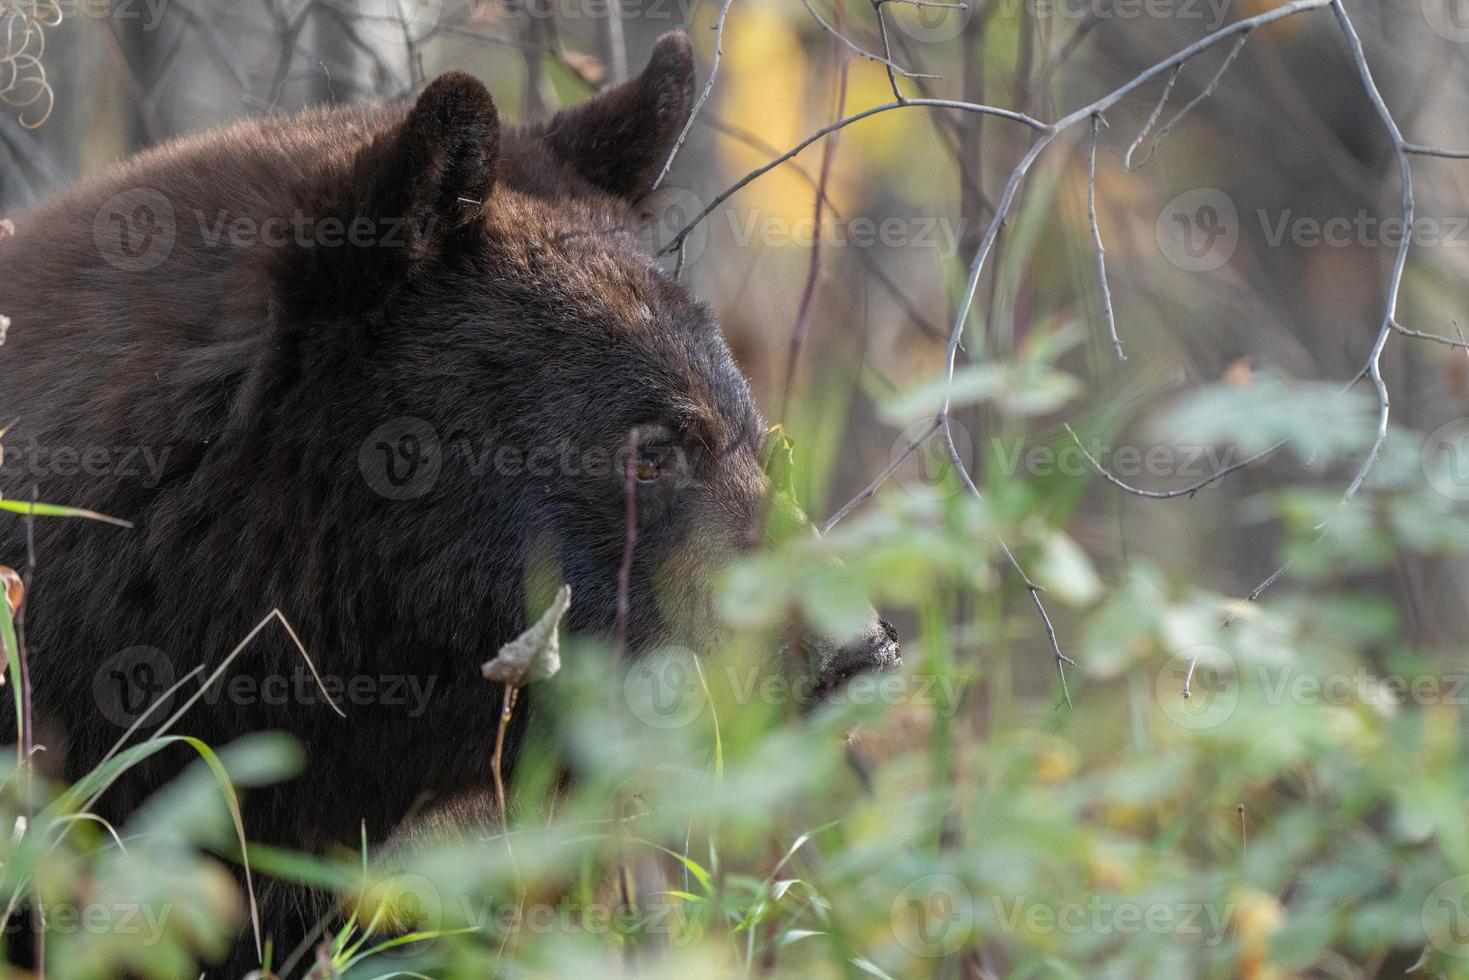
651,0 -> 735,192
929,0 -> 1339,697
781,0 -> 851,422
1131,30 -> 1252,170
1123,65 -> 1181,171
1331,0 -> 1408,505
659,98 -> 1047,256
872,0 -> 905,103
1062,424 -> 1285,500
703,114 -> 944,340
717,0 -> 1427,699
1404,143 -> 1469,159
819,417 -> 940,535
489,683 -> 524,973
798,0 -> 937,80
1202,0 -> 1417,633
16,497 -> 38,977
1086,114 -> 1124,362
1391,318 -> 1469,350
615,431 -> 639,655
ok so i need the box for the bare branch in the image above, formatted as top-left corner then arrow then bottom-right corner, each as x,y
1124,64 -> 1180,171
1087,114 -> 1124,361
651,0 -> 736,192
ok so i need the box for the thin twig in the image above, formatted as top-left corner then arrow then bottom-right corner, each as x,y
781,0 -> 850,421
651,0 -> 736,192
616,431 -> 639,655
798,0 -> 937,80
1130,30 -> 1251,170
1086,114 -> 1124,361
1123,64 -> 1181,171
1062,424 -> 1284,500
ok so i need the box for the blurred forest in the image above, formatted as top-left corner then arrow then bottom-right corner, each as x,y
6,0 -> 1469,977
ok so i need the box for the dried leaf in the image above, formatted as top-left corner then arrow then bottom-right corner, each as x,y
482,585 -> 570,687
1223,357 -> 1253,387
0,567 -> 20,615
560,51 -> 606,87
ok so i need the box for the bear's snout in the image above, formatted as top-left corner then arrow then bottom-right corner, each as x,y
806,616 -> 902,704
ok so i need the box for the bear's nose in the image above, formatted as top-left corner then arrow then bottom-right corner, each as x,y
808,616 -> 902,703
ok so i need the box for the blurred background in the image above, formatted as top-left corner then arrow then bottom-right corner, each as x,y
6,3 -> 1469,974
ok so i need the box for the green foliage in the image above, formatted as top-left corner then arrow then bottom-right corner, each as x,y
3,356 -> 1469,979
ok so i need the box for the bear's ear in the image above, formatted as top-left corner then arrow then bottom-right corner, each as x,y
542,32 -> 695,202
284,71 -> 499,312
357,70 -> 500,263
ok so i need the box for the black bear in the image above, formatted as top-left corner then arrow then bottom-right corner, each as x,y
0,32 -> 898,974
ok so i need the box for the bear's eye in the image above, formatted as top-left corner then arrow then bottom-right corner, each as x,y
634,455 -> 661,483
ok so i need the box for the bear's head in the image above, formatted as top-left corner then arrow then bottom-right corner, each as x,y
243,34 -> 899,699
